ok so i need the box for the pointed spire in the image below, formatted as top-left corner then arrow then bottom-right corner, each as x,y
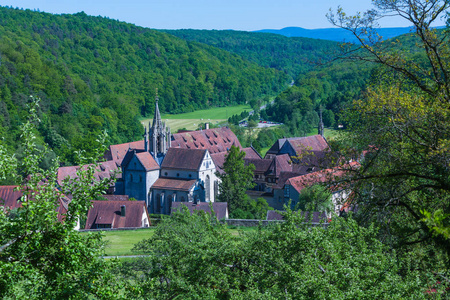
152,88 -> 162,129
318,105 -> 324,137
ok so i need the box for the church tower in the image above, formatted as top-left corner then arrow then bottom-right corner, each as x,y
149,90 -> 171,159
318,107 -> 324,137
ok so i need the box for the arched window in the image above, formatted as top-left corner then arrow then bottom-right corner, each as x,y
205,175 -> 211,202
130,174 -> 133,182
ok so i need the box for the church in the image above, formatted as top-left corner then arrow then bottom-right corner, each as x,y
113,95 -> 241,214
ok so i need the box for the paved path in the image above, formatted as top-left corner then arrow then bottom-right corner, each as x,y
102,255 -> 149,259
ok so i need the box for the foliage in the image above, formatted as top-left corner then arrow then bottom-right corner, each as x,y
217,145 -> 256,213
230,195 -> 272,219
164,29 -> 339,80
297,184 -> 333,213
0,6 -> 287,165
0,97 -> 121,298
328,0 -> 450,262
123,207 -> 427,298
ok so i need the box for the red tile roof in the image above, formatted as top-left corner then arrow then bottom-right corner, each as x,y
245,158 -> 272,173
0,185 -> 23,209
211,152 -> 227,175
171,127 -> 241,154
243,146 -> 262,159
171,202 -> 228,220
0,185 -> 70,223
105,140 -> 146,163
57,161 -> 119,186
161,148 -> 206,171
135,152 -> 160,171
151,178 -> 197,191
270,154 -> 292,177
286,135 -> 329,155
287,162 -> 360,194
85,200 -> 149,229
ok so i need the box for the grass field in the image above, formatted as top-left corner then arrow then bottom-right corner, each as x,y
98,229 -> 155,256
140,104 -> 251,132
90,225 -> 261,256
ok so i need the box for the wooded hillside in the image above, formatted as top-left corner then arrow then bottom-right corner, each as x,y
0,7 -> 287,164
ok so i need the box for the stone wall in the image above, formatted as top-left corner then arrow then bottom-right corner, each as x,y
222,219 -> 328,227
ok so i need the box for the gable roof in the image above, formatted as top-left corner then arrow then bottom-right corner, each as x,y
265,135 -> 329,159
161,148 -> 207,171
243,146 -> 262,159
171,127 -> 241,154
85,200 -> 148,229
244,158 -> 272,173
104,140 -> 145,164
269,154 -> 292,177
0,185 -> 23,209
135,151 -> 160,171
211,152 -> 227,175
265,138 -> 288,156
171,202 -> 228,220
286,162 -> 359,194
284,135 -> 329,155
152,178 -> 197,191
57,160 -> 119,186
0,185 -> 70,223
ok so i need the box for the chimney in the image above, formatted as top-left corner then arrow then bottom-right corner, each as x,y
120,205 -> 126,217
205,123 -> 210,130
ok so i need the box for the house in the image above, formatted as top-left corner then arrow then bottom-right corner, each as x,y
84,200 -> 150,229
0,185 -> 76,228
264,135 -> 329,161
57,160 -> 118,194
171,202 -> 229,220
272,163 -> 359,213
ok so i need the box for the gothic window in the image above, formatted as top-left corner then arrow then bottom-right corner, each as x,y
205,175 -> 211,202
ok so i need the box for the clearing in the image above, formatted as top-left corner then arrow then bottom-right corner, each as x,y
140,104 -> 251,132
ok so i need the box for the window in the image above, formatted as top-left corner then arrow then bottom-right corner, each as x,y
130,174 -> 133,182
177,173 -> 180,177
189,174 -> 192,178
284,185 -> 290,197
165,172 -> 168,176
139,175 -> 142,182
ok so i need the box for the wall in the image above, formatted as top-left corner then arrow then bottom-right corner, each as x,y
223,219 -> 328,227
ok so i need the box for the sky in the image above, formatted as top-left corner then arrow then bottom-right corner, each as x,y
0,0 -> 446,31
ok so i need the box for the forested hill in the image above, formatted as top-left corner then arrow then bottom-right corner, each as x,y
0,7 -> 288,165
163,29 -> 339,79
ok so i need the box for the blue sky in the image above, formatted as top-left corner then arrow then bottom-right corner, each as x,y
0,0 -> 446,31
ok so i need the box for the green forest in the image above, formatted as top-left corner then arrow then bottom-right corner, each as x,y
0,7 -> 288,165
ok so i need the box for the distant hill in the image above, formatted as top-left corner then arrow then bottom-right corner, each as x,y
254,26 -> 445,43
163,29 -> 339,79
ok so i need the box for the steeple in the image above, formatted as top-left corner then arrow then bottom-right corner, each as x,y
152,88 -> 163,130
149,89 -> 171,159
318,106 -> 324,137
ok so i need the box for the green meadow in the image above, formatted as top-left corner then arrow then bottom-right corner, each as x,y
97,229 -> 155,256
141,104 -> 251,131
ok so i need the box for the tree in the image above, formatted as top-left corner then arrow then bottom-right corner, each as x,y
297,184 -> 333,213
217,145 -> 255,213
125,207 -> 427,298
0,98 -> 120,298
327,0 -> 450,258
